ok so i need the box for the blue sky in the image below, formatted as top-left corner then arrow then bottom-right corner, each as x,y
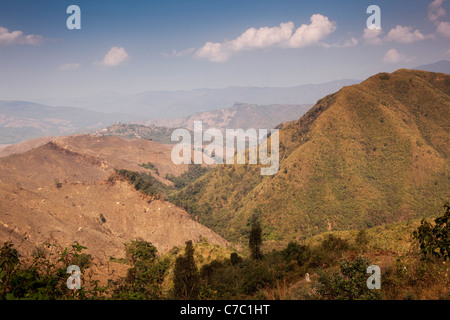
0,0 -> 449,101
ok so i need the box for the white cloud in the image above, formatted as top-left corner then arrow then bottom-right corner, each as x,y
364,25 -> 432,45
195,14 -> 336,62
385,25 -> 433,43
58,63 -> 81,71
195,21 -> 295,62
428,0 -> 446,22
289,14 -> 336,48
0,26 -> 44,46
383,49 -> 414,64
195,42 -> 232,63
231,21 -> 294,51
427,1 -> 450,39
363,28 -> 383,45
100,46 -> 129,67
437,21 -> 450,37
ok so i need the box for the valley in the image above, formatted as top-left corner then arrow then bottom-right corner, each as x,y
3,0 -> 450,304
0,68 -> 448,300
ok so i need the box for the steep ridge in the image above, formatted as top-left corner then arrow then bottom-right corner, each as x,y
53,135 -> 188,182
173,69 -> 450,246
0,141 -> 109,189
0,136 -> 59,158
0,135 -> 195,183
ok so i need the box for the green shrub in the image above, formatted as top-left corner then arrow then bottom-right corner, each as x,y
282,241 -> 311,266
240,261 -> 274,295
115,169 -> 167,198
321,234 -> 349,252
230,253 -> 243,266
200,259 -> 224,283
54,179 -> 62,189
314,256 -> 381,300
308,234 -> 350,268
71,253 -> 92,270
99,213 -> 106,224
412,203 -> 449,260
139,162 -> 159,176
166,164 -> 210,189
356,230 -> 369,247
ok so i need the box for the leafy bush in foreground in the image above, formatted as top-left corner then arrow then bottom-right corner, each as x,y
313,256 -> 381,300
0,241 -> 94,300
413,203 -> 449,260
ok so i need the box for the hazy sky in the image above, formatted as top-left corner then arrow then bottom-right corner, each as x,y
0,0 -> 449,101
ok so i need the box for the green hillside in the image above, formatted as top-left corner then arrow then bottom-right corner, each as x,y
171,69 -> 450,246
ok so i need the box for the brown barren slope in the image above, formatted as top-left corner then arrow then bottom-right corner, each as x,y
0,134 -> 228,279
0,136 -> 59,158
54,135 -> 188,180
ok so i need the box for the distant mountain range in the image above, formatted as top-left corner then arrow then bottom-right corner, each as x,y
0,100 -> 138,144
414,60 -> 450,74
1,79 -> 356,145
35,79 -> 359,119
94,103 -> 312,147
2,62 -> 447,146
140,102 -> 313,131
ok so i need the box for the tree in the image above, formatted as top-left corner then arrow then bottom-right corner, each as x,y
113,240 -> 168,300
0,241 -> 19,299
412,203 -> 450,260
125,240 -> 157,265
173,240 -> 200,299
249,214 -> 263,260
282,241 -> 311,266
356,229 -> 369,247
230,252 -> 243,266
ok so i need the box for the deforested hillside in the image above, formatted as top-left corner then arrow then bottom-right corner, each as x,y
171,69 -> 450,246
0,135 -> 228,264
